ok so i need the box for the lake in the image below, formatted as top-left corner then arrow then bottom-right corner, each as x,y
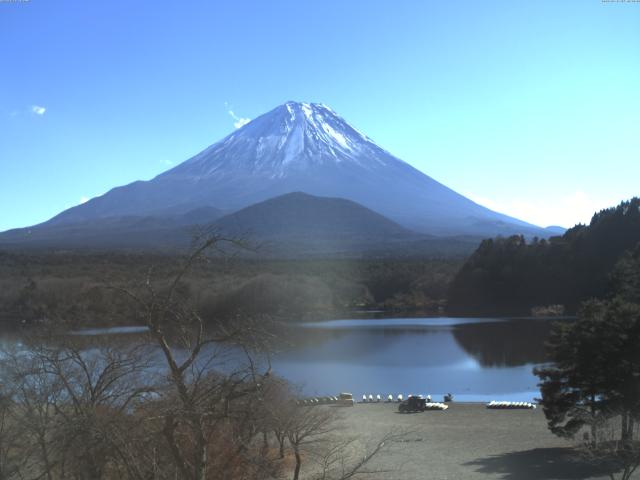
1,317 -> 561,403
270,317 -> 559,402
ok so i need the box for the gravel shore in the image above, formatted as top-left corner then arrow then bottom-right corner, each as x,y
326,403 -> 614,480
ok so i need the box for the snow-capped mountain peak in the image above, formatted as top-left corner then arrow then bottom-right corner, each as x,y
31,101 -> 549,239
167,101 -> 397,179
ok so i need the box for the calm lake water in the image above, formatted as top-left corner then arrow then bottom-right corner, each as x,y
2,317 -> 561,403
270,317 -> 559,402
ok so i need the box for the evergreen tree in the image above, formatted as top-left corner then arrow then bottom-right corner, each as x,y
611,244 -> 640,304
534,300 -> 610,442
536,299 -> 640,444
449,198 -> 640,315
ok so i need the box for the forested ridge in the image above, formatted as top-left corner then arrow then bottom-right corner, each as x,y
0,253 -> 461,327
448,198 -> 640,315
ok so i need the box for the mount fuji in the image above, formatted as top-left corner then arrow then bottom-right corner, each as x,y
1,101 -> 554,252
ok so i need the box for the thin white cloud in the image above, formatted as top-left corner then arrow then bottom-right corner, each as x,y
31,105 -> 46,116
79,196 -> 89,204
230,110 -> 250,129
161,159 -> 174,166
234,118 -> 250,129
467,190 -> 621,228
225,103 -> 250,129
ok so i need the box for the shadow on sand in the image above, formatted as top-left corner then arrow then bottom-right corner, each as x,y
464,447 -> 618,480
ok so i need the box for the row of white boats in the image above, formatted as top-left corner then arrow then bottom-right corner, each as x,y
296,395 -> 536,410
297,392 -> 357,406
362,393 -> 432,403
486,400 -> 537,409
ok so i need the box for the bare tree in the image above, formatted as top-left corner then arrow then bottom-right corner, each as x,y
311,431 -> 403,480
2,337 -> 154,480
259,376 -> 295,460
2,343 -> 63,480
283,403 -> 406,480
112,233 -> 277,480
0,233 -> 403,480
285,406 -> 338,480
0,389 -> 21,480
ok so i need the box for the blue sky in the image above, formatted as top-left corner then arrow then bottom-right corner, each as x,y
1,0 -> 638,231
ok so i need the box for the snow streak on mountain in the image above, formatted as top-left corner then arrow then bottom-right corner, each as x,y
171,102 -> 395,178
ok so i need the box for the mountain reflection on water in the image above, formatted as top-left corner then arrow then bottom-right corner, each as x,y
271,317 -> 565,402
452,318 -> 556,367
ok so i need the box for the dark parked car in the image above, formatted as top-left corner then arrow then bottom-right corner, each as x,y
398,395 -> 427,413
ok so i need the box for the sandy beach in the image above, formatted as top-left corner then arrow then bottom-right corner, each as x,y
323,403 -> 614,480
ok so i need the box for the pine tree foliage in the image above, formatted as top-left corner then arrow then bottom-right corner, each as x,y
449,198 -> 640,314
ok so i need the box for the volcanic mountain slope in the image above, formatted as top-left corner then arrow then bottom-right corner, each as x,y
213,192 -> 419,255
216,192 -> 412,240
213,192 -> 483,256
0,192 -> 481,256
0,207 -> 224,250
14,101 -> 550,241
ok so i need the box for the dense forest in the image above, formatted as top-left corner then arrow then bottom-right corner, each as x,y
448,198 -> 640,315
0,252 -> 462,328
4,198 -> 638,325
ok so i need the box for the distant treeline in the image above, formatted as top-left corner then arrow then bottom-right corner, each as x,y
448,198 -> 640,315
0,252 -> 462,327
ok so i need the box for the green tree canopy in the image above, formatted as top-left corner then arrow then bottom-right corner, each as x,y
535,246 -> 640,448
449,198 -> 640,315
